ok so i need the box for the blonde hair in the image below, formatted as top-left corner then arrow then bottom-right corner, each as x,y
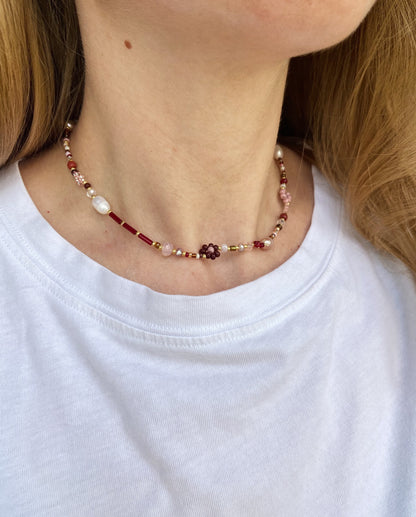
0,0 -> 83,161
1,0 -> 415,273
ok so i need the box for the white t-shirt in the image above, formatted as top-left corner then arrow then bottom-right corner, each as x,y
0,161 -> 415,517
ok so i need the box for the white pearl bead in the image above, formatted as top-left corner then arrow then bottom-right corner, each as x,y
86,188 -> 97,198
274,145 -> 284,159
221,244 -> 228,253
263,239 -> 272,247
196,253 -> 200,259
176,249 -> 183,256
238,243 -> 245,252
92,195 -> 111,214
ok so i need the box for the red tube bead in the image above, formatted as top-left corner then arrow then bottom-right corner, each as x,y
138,233 -> 153,246
108,212 -> 123,224
122,222 -> 137,235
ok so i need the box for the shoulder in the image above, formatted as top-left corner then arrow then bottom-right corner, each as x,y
309,165 -> 415,333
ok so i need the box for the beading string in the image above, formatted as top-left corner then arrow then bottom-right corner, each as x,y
62,122 -> 292,260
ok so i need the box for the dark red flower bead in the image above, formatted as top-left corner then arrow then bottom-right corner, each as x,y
199,243 -> 220,260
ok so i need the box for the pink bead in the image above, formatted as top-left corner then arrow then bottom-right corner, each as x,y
162,242 -> 173,257
72,171 -> 85,186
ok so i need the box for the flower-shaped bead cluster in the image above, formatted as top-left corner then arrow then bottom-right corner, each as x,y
199,243 -> 221,260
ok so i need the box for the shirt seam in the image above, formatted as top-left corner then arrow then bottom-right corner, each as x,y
0,195 -> 342,345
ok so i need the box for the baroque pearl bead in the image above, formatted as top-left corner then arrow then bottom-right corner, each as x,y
92,195 -> 110,214
263,239 -> 272,247
238,243 -> 245,252
221,244 -> 228,253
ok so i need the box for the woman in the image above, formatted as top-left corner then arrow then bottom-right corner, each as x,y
0,0 -> 415,515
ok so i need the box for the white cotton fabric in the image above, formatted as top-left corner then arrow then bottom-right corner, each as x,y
0,161 -> 415,517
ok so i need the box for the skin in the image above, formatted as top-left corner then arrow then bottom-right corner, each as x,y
21,0 -> 377,295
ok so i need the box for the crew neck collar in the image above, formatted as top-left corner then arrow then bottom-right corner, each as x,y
0,162 -> 341,338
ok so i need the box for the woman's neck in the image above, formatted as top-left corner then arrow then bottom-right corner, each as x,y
20,3 -> 314,295
72,2 -> 290,249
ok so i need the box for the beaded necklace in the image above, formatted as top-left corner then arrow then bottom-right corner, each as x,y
62,122 -> 292,260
